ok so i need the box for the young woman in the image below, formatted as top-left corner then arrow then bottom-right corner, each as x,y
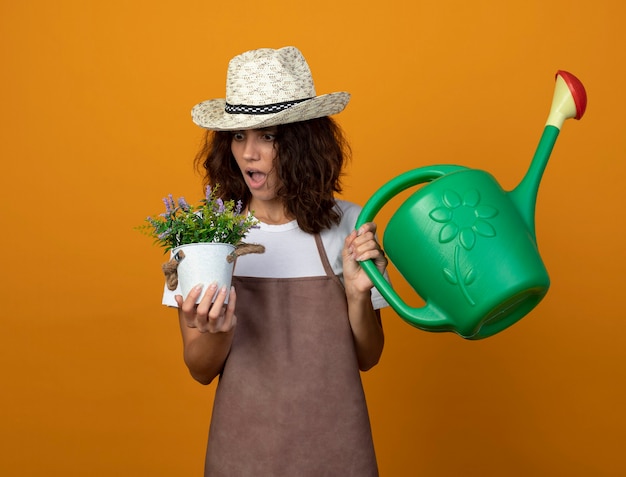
162,46 -> 388,476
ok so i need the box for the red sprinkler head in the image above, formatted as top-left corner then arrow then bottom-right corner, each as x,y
556,70 -> 587,120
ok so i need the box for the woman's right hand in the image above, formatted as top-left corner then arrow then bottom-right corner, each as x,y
175,283 -> 237,334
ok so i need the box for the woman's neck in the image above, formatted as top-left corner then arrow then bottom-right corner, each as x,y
249,199 -> 293,225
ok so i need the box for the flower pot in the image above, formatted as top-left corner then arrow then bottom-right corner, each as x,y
172,242 -> 236,304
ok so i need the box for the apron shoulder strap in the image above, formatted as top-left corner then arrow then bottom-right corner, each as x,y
313,233 -> 337,279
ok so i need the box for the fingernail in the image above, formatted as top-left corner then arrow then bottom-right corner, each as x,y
192,284 -> 203,292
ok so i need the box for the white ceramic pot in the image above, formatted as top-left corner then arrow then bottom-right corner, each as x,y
172,242 -> 236,304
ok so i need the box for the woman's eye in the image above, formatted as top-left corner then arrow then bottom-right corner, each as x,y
262,134 -> 276,142
232,132 -> 244,141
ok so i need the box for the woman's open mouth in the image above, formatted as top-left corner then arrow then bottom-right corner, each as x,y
246,169 -> 267,189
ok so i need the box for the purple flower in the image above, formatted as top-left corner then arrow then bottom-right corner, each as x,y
178,197 -> 190,211
162,194 -> 175,215
216,198 -> 225,213
205,185 -> 212,201
235,200 -> 243,215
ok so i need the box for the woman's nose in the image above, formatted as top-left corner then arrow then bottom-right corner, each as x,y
242,138 -> 260,160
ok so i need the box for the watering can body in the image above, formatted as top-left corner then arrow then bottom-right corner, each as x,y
356,70 -> 586,339
358,165 -> 549,339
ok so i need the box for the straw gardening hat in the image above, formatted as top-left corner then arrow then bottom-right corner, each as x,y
191,46 -> 350,131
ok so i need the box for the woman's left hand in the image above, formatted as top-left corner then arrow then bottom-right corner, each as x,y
342,222 -> 387,296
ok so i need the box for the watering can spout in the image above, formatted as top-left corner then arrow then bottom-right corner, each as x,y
510,71 -> 587,235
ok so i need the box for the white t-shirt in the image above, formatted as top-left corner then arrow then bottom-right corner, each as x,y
162,200 -> 389,309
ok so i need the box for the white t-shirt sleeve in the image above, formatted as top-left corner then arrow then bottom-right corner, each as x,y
330,201 -> 390,311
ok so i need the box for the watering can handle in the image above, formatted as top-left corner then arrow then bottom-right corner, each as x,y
356,165 -> 467,330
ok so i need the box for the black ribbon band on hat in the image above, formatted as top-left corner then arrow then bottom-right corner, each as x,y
224,97 -> 312,115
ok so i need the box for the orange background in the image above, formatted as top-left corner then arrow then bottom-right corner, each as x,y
1,1 -> 625,476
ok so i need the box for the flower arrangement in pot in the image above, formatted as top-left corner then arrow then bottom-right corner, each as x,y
139,184 -> 262,302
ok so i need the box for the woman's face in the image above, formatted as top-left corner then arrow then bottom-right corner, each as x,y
231,128 -> 280,203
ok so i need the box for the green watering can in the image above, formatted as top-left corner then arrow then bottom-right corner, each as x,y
356,71 -> 587,340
